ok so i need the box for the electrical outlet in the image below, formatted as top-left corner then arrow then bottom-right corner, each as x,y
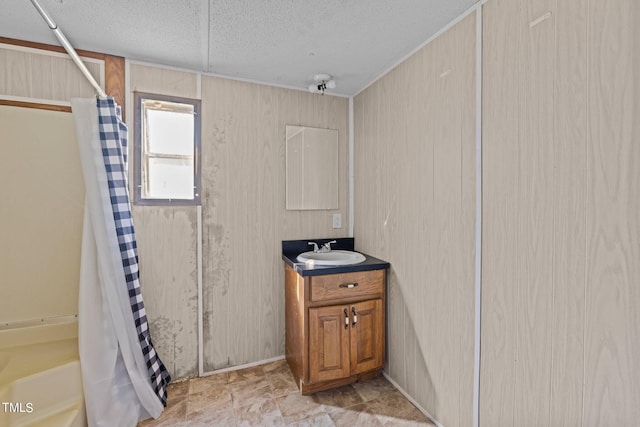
332,213 -> 342,229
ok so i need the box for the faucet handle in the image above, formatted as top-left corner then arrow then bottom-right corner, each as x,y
322,240 -> 337,251
308,242 -> 319,253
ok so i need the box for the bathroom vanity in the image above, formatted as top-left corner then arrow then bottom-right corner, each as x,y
282,238 -> 390,394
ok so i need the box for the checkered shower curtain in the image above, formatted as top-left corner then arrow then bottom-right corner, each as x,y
96,97 -> 171,405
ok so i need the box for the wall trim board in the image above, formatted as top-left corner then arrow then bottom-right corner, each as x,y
0,36 -> 106,60
196,75 -> 204,377
382,371 -> 444,427
0,97 -> 71,112
0,41 -> 106,67
200,355 -> 286,377
473,6 -> 483,427
127,58 -> 350,98
197,205 -> 204,377
0,37 -> 125,113
349,96 -> 355,237
104,55 -> 125,113
124,59 -> 131,126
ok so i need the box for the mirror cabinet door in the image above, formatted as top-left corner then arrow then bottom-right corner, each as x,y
286,125 -> 338,210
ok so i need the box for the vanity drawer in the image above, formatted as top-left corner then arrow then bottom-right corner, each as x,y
310,269 -> 384,302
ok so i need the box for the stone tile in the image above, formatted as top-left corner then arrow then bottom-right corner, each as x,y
228,365 -> 266,384
311,385 -> 364,409
351,392 -> 420,419
376,414 -> 437,426
266,371 -> 299,397
324,405 -> 383,427
137,398 -> 187,427
398,405 -> 433,423
138,421 -> 188,427
276,392 -> 327,424
263,359 -> 291,375
166,379 -> 189,405
140,361 -> 436,427
229,377 -> 274,407
352,377 -> 399,402
235,398 -> 285,426
285,412 -> 334,426
188,385 -> 233,414
189,372 -> 228,394
187,407 -> 236,426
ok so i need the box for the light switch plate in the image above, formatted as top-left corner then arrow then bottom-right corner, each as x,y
332,213 -> 342,229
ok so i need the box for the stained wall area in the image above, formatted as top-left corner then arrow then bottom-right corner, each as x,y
127,64 -> 201,379
200,76 -> 349,371
127,64 -> 349,377
4,3 -> 639,424
353,13 -> 477,427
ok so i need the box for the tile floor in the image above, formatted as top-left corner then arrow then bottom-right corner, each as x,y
138,359 -> 437,426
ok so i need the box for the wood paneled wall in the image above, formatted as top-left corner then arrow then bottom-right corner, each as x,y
127,63 -> 349,377
200,76 -> 349,371
0,43 -> 101,104
481,0 -> 640,425
353,13 -> 476,427
128,64 -> 200,379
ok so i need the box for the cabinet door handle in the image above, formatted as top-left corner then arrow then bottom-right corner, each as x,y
344,308 -> 349,329
339,282 -> 359,289
352,307 -> 357,328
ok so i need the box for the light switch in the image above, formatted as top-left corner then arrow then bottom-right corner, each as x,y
332,213 -> 342,229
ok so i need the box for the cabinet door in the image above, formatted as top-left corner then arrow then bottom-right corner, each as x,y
350,299 -> 383,374
309,305 -> 351,383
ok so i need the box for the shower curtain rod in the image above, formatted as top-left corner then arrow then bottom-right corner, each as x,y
29,0 -> 107,98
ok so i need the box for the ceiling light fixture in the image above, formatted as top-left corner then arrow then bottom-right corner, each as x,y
308,73 -> 336,95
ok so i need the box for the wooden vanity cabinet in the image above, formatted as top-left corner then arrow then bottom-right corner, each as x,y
285,264 -> 385,394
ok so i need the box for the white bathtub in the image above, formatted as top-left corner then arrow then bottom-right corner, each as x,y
0,317 -> 86,427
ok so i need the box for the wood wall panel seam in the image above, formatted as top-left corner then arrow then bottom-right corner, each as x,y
354,12 -> 476,427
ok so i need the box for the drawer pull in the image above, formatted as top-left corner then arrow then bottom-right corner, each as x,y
344,308 -> 349,329
339,282 -> 359,289
352,307 -> 358,328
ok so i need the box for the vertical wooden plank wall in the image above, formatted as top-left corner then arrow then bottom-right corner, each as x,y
354,13 -> 476,427
0,43 -> 102,105
481,0 -> 640,425
479,0 -> 520,423
200,77 -> 349,371
550,0 -> 587,424
584,0 -> 640,425
128,64 -> 200,379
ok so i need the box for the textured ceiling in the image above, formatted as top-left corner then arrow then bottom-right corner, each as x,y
0,0 -> 476,95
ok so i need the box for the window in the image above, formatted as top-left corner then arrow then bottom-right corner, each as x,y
134,92 -> 201,205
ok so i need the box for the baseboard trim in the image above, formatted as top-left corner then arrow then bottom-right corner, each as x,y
381,370 -> 444,427
200,355 -> 286,377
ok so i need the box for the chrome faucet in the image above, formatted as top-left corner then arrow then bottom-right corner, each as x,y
319,240 -> 336,253
308,242 -> 319,253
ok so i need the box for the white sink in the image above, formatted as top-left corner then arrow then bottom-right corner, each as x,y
296,250 -> 366,266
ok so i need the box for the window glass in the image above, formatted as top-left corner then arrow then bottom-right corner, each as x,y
145,107 -> 194,155
134,92 -> 201,205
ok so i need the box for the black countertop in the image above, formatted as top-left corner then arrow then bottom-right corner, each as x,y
282,238 -> 390,277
